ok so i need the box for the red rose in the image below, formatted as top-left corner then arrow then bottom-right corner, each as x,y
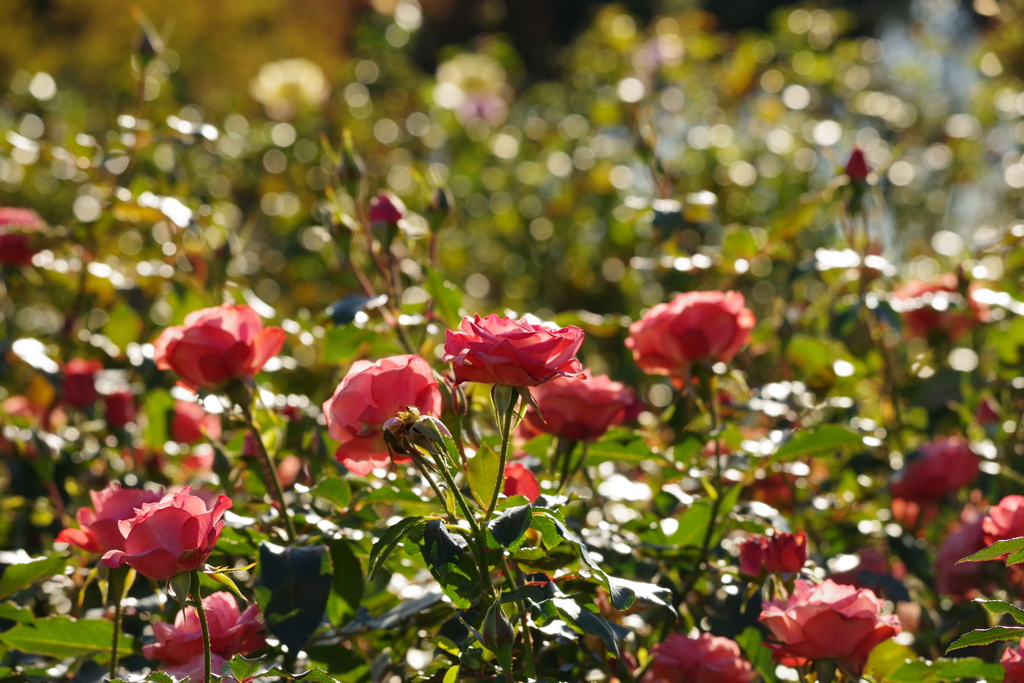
626,291 -> 754,378
1003,640 -> 1024,683
520,372 -> 634,442
890,437 -> 979,504
143,591 -> 265,667
322,355 -> 442,475
764,532 -> 807,574
648,632 -> 752,683
56,483 -> 164,555
976,396 -> 1001,426
936,511 -> 986,599
171,400 -> 222,444
153,304 -> 286,391
63,358 -> 103,407
368,191 -> 404,225
892,275 -> 987,341
983,495 -> 1024,545
759,579 -> 901,675
503,462 -> 540,502
102,486 -> 232,581
845,147 -> 870,181
738,536 -> 766,576
104,391 -> 136,429
443,314 -> 585,387
0,207 -> 44,266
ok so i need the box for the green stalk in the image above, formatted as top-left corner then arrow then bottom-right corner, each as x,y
239,400 -> 297,542
189,570 -> 213,683
501,556 -> 537,680
108,567 -> 126,679
486,388 -> 518,518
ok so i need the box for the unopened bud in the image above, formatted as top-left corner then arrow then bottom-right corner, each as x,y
481,599 -> 516,654
426,187 -> 452,233
337,128 -> 365,196
845,147 -> 870,182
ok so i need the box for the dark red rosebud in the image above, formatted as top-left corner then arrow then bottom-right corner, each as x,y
739,535 -> 767,576
764,532 -> 807,574
846,147 -> 870,181
63,358 -> 103,407
368,192 -> 404,226
104,391 -> 136,429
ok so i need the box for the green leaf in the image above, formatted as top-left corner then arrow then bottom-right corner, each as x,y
230,653 -> 264,681
585,437 -> 670,466
325,537 -> 363,626
666,501 -> 713,547
737,626 -> 778,683
946,626 -> 1024,652
0,616 -> 131,660
421,520 -> 465,582
205,570 -> 247,603
424,267 -> 462,325
605,576 -> 675,615
888,657 -> 1006,683
104,301 -> 142,350
961,536 -> 1024,563
763,425 -> 861,468
255,543 -> 333,654
488,504 -> 533,549
141,388 -> 174,448
0,602 -> 32,624
368,516 -> 426,580
1007,550 -> 1024,566
976,599 -> 1024,625
261,667 -> 341,682
466,444 -> 501,510
0,555 -> 66,600
552,598 -> 620,657
443,665 -> 460,683
323,325 -> 376,364
312,477 -> 352,512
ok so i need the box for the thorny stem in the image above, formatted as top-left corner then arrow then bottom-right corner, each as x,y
240,400 -> 297,542
189,570 -> 213,683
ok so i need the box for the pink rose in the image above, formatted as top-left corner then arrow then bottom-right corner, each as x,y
893,275 -> 987,341
648,632 -> 752,683
984,495 -> 1024,546
144,591 -> 265,667
890,437 -> 979,504
153,304 -> 286,391
443,314 -> 585,387
322,355 -> 442,475
171,400 -> 222,444
102,486 -> 232,581
165,653 -> 227,682
626,291 -> 754,378
759,579 -> 901,675
0,207 -> 44,266
520,372 -> 634,442
63,358 -> 103,407
503,462 -> 540,502
936,510 -> 986,599
56,483 -> 164,555
1003,640 -> 1024,683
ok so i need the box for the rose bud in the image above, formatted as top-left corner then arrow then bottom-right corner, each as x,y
63,358 -> 103,407
890,437 -> 979,504
101,486 -> 232,581
56,483 -> 164,554
322,355 -> 442,475
626,291 -> 754,380
104,390 -> 136,429
976,396 -> 1001,426
759,579 -> 901,676
845,147 -> 870,182
171,400 -> 223,444
935,511 -> 986,600
443,314 -> 585,387
153,304 -> 286,392
503,462 -> 540,502
143,591 -> 266,667
738,536 -> 767,576
648,632 -> 753,683
0,207 -> 45,266
763,532 -> 807,574
481,599 -> 516,655
520,372 -> 635,442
